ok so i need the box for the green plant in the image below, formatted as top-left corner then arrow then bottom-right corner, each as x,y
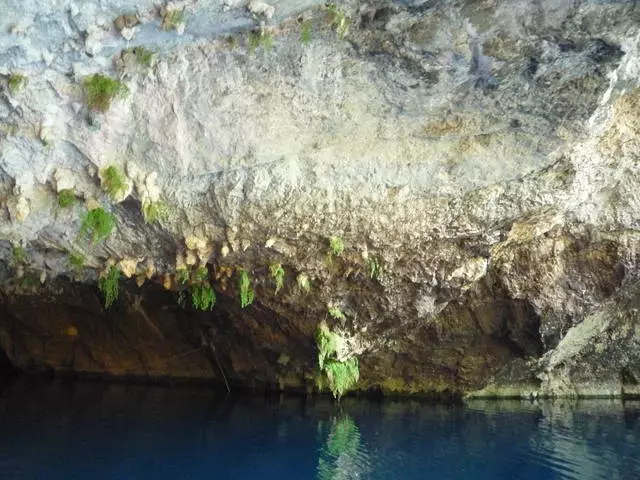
191,282 -> 216,311
326,4 -> 350,39
80,207 -> 116,244
101,166 -> 128,200
132,47 -> 155,67
84,74 -> 128,112
315,322 -> 359,399
297,273 -> 311,293
323,358 -> 359,399
57,189 -> 76,208
239,270 -> 255,308
248,29 -> 274,53
19,273 -> 40,289
162,9 -> 185,30
328,306 -> 345,321
329,236 -> 344,256
12,245 -> 26,265
300,20 -> 312,45
176,267 -> 189,285
98,266 -> 120,308
194,266 -> 208,283
68,252 -> 85,269
367,257 -> 382,279
7,74 -> 27,94
269,263 -> 285,294
142,200 -> 168,224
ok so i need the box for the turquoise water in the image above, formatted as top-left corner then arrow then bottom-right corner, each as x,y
1,380 -> 639,479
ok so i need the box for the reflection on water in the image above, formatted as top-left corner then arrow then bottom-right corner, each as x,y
317,416 -> 369,480
0,379 -> 639,479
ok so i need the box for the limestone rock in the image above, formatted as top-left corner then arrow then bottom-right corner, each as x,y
0,0 -> 639,397
247,0 -> 275,20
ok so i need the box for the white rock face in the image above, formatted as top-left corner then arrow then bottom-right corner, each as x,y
1,0 -> 640,395
247,0 -> 276,19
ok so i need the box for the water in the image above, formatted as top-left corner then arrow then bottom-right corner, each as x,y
1,380 -> 639,480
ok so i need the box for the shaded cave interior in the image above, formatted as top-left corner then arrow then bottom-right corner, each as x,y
0,266 -> 546,396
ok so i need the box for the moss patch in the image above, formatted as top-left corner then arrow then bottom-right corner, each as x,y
239,270 -> 255,308
68,252 -> 85,270
269,263 -> 285,294
7,74 -> 27,94
98,266 -> 120,308
100,166 -> 128,200
142,200 -> 168,224
84,75 -> 128,112
248,29 -> 274,54
329,236 -> 344,256
162,9 -> 185,30
80,207 -> 116,244
315,322 -> 359,399
57,189 -> 76,208
191,282 -> 216,311
12,245 -> 26,265
300,20 -> 312,45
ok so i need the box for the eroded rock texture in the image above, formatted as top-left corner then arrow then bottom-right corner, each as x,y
0,0 -> 639,397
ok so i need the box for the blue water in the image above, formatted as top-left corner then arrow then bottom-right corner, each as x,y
1,380 -> 639,479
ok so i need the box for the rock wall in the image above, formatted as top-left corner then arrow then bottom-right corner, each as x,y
1,0 -> 640,397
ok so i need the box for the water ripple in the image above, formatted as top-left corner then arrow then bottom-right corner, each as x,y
1,381 -> 640,479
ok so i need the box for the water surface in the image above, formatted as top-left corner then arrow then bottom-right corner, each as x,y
1,379 -> 639,479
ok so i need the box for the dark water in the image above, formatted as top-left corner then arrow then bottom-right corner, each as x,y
1,380 -> 640,479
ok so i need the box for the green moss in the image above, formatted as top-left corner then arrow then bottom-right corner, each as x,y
80,207 -> 116,244
315,322 -> 359,399
7,74 -> 27,94
84,74 -> 128,112
176,267 -> 189,285
57,189 -> 76,208
12,245 -> 26,265
323,358 -> 359,400
316,324 -> 339,371
328,306 -> 345,321
194,266 -> 208,283
269,263 -> 285,295
162,9 -> 184,30
101,166 -> 128,200
329,236 -> 344,256
142,200 -> 168,224
191,282 -> 216,311
367,256 -> 382,279
132,47 -> 155,67
248,29 -> 274,54
98,266 -> 120,308
239,270 -> 255,308
300,20 -> 312,45
68,252 -> 85,270
325,4 -> 350,39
